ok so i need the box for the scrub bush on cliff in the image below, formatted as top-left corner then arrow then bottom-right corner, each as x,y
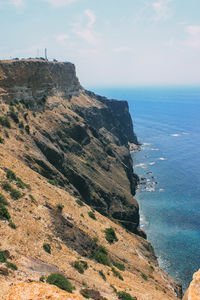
46,273 -> 73,293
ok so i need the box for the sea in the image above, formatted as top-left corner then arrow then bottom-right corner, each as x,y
88,86 -> 200,291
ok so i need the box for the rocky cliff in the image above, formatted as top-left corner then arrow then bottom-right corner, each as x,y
0,59 -> 181,299
0,59 -> 141,235
0,59 -> 81,104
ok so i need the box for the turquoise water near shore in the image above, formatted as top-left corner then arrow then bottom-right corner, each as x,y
88,86 -> 200,291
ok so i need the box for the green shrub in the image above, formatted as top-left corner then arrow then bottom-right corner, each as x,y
40,275 -> 45,282
6,169 -> 16,181
6,261 -> 18,270
0,193 -> 8,205
8,221 -> 16,229
10,188 -> 22,200
4,130 -> 9,138
9,110 -> 19,123
18,121 -> 24,128
46,273 -> 73,293
0,203 -> 10,220
99,270 -> 106,281
113,262 -> 125,271
72,261 -> 87,274
43,243 -> 51,254
48,179 -> 58,186
20,99 -> 30,109
0,137 -> 4,143
2,181 -> 12,192
150,265 -> 154,271
88,211 -> 96,220
0,250 -> 7,262
118,291 -> 137,300
141,273 -> 148,281
25,125 -> 30,134
57,204 -> 64,212
111,267 -> 123,280
16,177 -> 30,190
94,245 -> 110,266
0,116 -> 11,128
76,199 -> 84,206
80,291 -> 90,298
105,228 -> 118,244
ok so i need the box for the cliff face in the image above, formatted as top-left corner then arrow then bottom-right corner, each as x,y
0,59 -> 81,105
0,59 -> 140,235
0,59 -> 181,299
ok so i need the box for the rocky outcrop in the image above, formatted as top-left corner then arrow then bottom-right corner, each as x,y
0,59 -> 82,107
183,269 -> 200,300
6,282 -> 83,300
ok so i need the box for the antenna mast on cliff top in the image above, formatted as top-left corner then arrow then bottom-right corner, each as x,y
45,48 -> 48,60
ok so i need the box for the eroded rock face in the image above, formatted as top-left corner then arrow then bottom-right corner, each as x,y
0,59 -> 81,106
0,59 -> 141,234
183,269 -> 200,300
6,282 -> 83,300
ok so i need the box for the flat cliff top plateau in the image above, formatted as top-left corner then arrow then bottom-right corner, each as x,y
0,59 -> 181,299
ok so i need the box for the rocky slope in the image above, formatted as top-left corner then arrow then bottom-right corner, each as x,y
183,269 -> 200,300
0,59 -> 181,299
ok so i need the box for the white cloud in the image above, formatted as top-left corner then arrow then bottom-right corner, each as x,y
74,9 -> 99,45
185,26 -> 200,36
168,25 -> 200,50
85,9 -> 96,28
56,34 -> 69,41
43,0 -> 76,7
182,25 -> 200,49
152,0 -> 174,21
183,25 -> 200,49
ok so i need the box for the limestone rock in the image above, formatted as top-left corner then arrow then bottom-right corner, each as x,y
6,282 -> 83,300
183,269 -> 200,300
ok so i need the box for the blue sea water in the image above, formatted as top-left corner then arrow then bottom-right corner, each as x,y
88,86 -> 200,291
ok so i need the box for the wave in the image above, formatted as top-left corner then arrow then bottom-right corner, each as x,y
149,162 -> 156,165
150,148 -> 160,151
159,157 -> 167,161
135,163 -> 147,169
143,142 -> 152,146
171,133 -> 181,137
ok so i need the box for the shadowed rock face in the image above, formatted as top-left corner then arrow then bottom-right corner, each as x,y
0,59 -> 141,234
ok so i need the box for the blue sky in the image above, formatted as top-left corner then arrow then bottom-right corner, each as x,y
0,0 -> 200,86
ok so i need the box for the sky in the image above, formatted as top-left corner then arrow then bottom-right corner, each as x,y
0,0 -> 200,86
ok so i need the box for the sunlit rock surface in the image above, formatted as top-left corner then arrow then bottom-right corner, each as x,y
6,282 -> 83,300
183,269 -> 200,300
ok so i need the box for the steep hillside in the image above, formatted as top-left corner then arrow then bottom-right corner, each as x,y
0,59 -> 181,299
